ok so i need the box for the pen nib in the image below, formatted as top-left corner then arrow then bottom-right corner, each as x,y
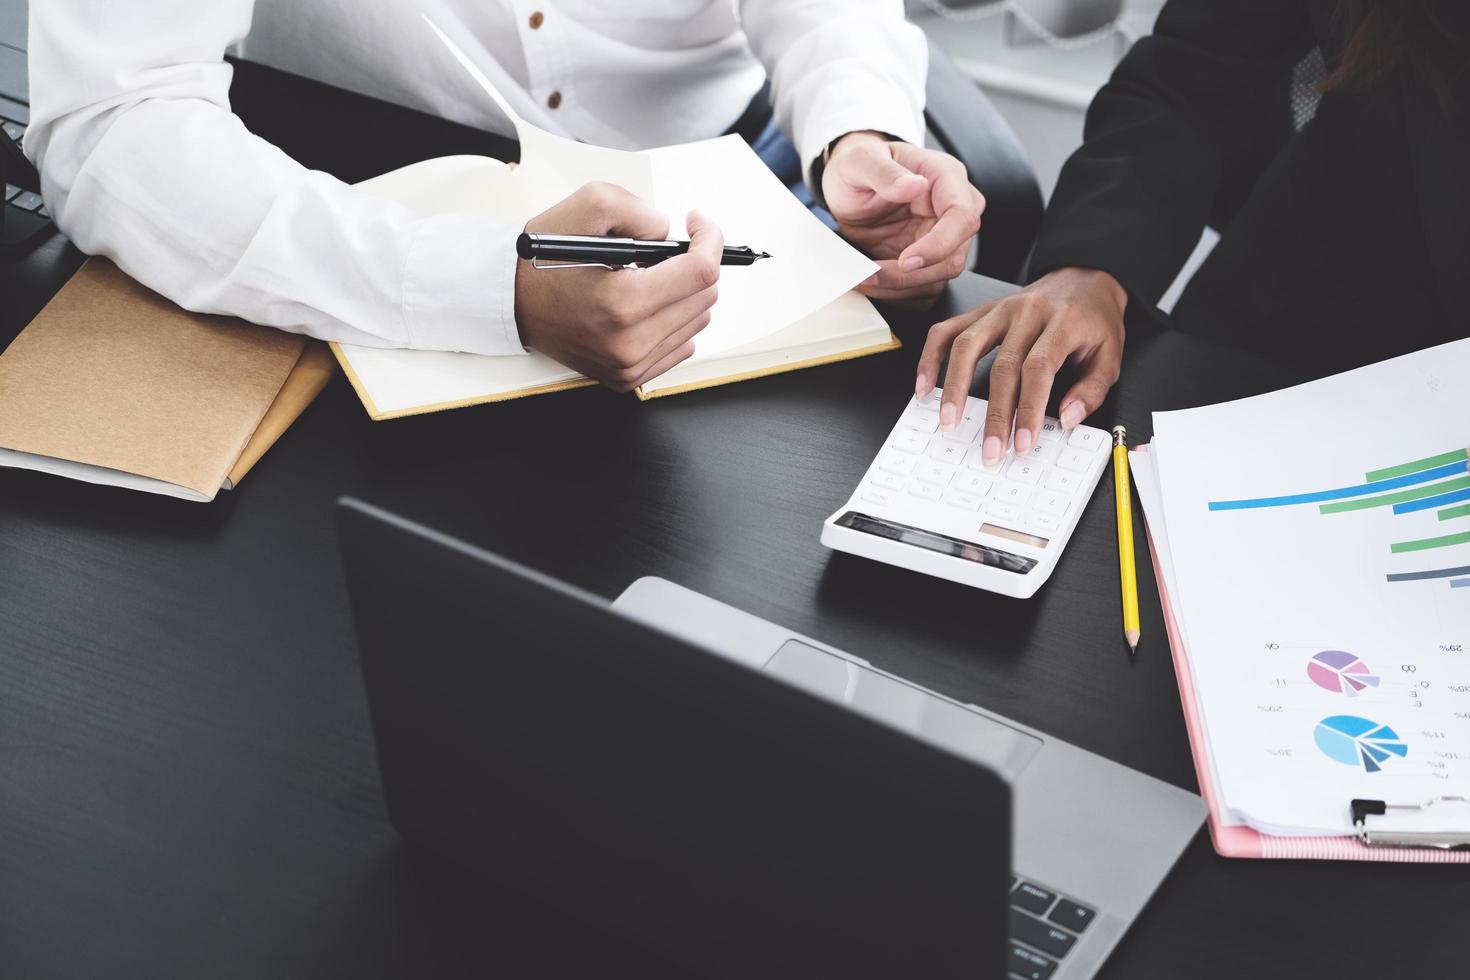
755,252 -> 772,262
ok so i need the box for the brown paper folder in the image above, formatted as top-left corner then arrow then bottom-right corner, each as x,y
0,259 -> 334,501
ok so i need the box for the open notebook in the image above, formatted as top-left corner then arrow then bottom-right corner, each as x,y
1128,337 -> 1470,861
330,17 -> 895,421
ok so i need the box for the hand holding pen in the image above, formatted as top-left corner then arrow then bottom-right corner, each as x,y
512,182 -> 730,392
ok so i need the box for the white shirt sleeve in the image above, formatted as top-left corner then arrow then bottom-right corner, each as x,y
24,0 -> 527,356
738,0 -> 928,189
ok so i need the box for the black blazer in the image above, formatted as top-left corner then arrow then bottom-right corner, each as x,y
1028,0 -> 1470,373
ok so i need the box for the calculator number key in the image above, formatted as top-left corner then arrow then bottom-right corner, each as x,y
1055,448 -> 1092,473
992,480 -> 1034,509
1068,426 -> 1105,452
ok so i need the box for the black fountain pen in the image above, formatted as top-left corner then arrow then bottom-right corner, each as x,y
516,232 -> 771,269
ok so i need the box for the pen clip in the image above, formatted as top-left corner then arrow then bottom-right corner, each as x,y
530,258 -> 621,271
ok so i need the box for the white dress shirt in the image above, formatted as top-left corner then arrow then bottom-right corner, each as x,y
26,0 -> 926,356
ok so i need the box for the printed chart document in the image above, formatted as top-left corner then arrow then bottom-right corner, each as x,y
1144,338 -> 1470,839
331,15 -> 886,420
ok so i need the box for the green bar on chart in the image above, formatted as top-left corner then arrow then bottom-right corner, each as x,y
1365,448 -> 1468,482
1441,503 -> 1470,522
1319,475 -> 1470,514
1390,530 -> 1470,554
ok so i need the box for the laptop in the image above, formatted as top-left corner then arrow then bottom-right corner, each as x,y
337,499 -> 1203,980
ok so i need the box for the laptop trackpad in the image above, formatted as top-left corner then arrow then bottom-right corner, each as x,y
766,640 -> 1042,780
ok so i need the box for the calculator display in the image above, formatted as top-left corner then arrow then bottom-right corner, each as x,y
834,512 -> 1037,575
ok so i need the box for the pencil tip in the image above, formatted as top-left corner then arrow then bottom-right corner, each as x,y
1126,629 -> 1140,654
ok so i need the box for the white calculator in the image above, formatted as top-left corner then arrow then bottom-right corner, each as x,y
821,390 -> 1112,598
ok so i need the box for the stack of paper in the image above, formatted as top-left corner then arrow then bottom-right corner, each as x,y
1132,337 -> 1470,859
332,17 -> 893,420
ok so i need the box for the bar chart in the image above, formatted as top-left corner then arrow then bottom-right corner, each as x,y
1208,447 -> 1470,589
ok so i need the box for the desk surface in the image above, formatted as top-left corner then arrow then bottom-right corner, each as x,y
1,63 -> 1462,980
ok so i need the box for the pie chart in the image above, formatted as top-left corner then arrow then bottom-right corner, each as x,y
1306,650 -> 1381,697
1314,715 -> 1409,773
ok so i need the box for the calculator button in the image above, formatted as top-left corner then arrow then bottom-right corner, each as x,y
966,452 -> 1003,474
1044,469 -> 1080,493
1068,427 -> 1104,451
2,121 -> 23,142
927,441 -> 968,465
891,432 -> 928,455
868,472 -> 906,492
1023,440 -> 1061,464
951,472 -> 993,497
1024,512 -> 1060,533
1005,459 -> 1044,485
909,482 -> 944,502
901,408 -> 939,433
12,190 -> 44,212
915,462 -> 955,487
3,184 -> 18,202
915,389 -> 942,408
993,480 -> 1034,509
879,453 -> 916,476
1034,491 -> 1070,517
1038,418 -> 1063,442
941,412 -> 983,445
861,489 -> 896,507
944,489 -> 984,511
985,502 -> 1020,523
1056,448 -> 1091,472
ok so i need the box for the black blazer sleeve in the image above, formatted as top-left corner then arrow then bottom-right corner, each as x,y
1027,0 -> 1317,304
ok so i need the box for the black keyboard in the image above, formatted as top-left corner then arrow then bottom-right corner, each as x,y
2,108 -> 55,256
1007,874 -> 1097,980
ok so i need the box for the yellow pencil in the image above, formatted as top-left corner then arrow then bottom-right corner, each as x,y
1112,426 -> 1141,654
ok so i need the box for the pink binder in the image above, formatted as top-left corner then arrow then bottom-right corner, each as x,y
1136,445 -> 1470,863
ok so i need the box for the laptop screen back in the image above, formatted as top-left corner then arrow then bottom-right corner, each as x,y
337,499 -> 1011,980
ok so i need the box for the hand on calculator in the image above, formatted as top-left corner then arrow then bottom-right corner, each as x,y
913,267 -> 1128,465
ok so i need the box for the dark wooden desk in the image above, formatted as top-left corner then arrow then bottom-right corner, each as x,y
1,63 -> 1461,980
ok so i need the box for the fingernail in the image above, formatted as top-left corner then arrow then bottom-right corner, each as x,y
915,376 -> 931,397
1061,402 -> 1086,429
939,402 -> 957,429
901,256 -> 925,272
1014,428 -> 1034,455
982,436 -> 1002,464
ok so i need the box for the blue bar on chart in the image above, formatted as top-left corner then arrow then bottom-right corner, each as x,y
1392,485 -> 1470,515
1208,460 -> 1468,511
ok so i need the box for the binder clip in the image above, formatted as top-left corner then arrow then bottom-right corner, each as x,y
1350,796 -> 1470,850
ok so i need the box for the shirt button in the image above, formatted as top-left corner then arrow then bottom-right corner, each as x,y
547,90 -> 562,110
528,11 -> 544,29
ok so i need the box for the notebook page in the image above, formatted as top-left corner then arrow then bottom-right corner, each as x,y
649,137 -> 877,358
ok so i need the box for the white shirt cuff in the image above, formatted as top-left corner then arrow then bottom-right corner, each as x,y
402,212 -> 527,356
798,89 -> 927,195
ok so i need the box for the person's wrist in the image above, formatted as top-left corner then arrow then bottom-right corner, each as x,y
1041,266 -> 1128,313
825,130 -> 889,167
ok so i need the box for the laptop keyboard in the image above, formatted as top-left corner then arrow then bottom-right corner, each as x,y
3,113 -> 47,217
1008,874 -> 1096,979
1,108 -> 55,256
